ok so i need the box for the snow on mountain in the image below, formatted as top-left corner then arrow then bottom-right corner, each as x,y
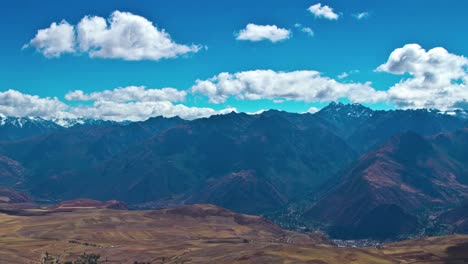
317,102 -> 374,119
0,115 -> 120,129
0,115 -> 60,129
51,118 -> 117,128
444,109 -> 468,119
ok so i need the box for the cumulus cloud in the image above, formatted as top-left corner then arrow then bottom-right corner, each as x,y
65,86 -> 186,103
377,43 -> 468,110
0,89 -> 70,117
0,89 -> 234,121
353,12 -> 370,20
26,11 -> 201,61
191,70 -> 386,104
76,11 -> 201,60
236,24 -> 291,42
26,21 -> 75,58
69,101 -> 236,121
308,3 -> 339,20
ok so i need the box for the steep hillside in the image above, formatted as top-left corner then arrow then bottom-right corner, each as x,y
187,170 -> 288,214
437,202 -> 468,234
95,112 -> 356,213
306,131 -> 468,239
0,155 -> 25,187
0,116 -> 186,199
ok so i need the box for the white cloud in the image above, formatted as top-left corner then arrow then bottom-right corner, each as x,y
76,11 -> 201,60
0,89 -> 70,117
306,107 -> 320,113
26,11 -> 202,61
27,21 -> 75,58
236,24 -> 291,42
377,43 -> 468,110
337,72 -> 349,79
65,86 -> 186,103
191,70 -> 386,104
301,27 -> 314,37
353,12 -> 370,20
246,109 -> 267,115
0,89 -> 234,121
294,23 -> 314,37
308,3 -> 339,20
338,70 -> 359,79
70,101 -> 236,121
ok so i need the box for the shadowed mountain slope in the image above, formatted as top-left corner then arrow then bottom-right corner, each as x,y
306,130 -> 468,239
95,112 -> 356,213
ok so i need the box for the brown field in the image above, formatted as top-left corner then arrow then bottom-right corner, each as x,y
0,204 -> 467,263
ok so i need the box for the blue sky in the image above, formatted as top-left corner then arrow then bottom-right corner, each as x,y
1,0 -> 468,120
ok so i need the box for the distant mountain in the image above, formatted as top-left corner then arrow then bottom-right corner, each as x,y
1,103 -> 466,147
444,109 -> 468,120
0,111 -> 356,214
51,118 -> 120,128
91,111 -> 356,213
315,102 -> 374,138
316,103 -> 466,154
0,115 -> 187,201
2,105 -> 468,238
0,114 -> 126,141
0,115 -> 62,141
305,130 -> 468,239
348,109 -> 465,153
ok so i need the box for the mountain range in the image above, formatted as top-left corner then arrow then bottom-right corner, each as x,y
1,102 -> 468,240
0,114 -> 121,141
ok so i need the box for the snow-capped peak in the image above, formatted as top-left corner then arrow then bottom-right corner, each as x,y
0,115 -> 57,128
0,114 -> 120,129
51,118 -> 118,128
318,102 -> 374,119
52,118 -> 87,128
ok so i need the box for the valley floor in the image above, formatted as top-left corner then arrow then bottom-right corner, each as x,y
0,205 -> 467,263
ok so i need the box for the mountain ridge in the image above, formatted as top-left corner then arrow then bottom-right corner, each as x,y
1,103 -> 468,240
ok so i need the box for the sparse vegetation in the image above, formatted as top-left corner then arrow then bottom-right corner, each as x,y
3,207 -> 466,264
69,253 -> 101,264
40,252 -> 60,264
42,253 -> 102,264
